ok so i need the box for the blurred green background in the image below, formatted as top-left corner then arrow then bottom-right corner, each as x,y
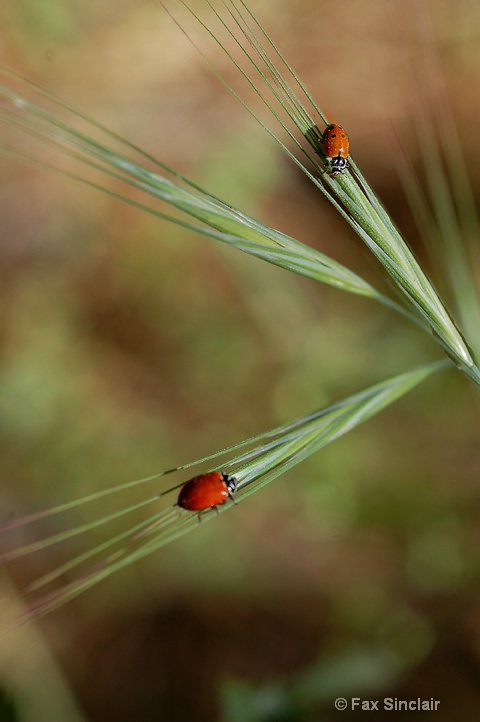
1,0 -> 480,720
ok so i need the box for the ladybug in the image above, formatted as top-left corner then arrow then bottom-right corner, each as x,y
322,124 -> 349,176
177,471 -> 237,512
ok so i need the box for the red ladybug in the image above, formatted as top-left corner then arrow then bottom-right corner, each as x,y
322,124 -> 349,176
177,471 -> 237,512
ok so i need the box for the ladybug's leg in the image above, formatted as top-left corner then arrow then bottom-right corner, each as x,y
196,508 -> 213,523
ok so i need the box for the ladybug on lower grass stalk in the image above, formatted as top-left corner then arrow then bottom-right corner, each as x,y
321,124 -> 349,176
177,471 -> 237,512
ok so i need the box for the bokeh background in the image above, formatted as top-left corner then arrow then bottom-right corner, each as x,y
1,0 -> 480,719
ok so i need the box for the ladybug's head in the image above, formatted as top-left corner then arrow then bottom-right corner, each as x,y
329,154 -> 348,175
222,473 -> 237,497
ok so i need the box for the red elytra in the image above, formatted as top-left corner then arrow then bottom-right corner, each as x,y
322,124 -> 349,176
177,471 -> 237,512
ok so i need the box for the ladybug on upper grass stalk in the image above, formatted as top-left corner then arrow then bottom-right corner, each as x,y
177,471 -> 237,512
321,124 -> 349,176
